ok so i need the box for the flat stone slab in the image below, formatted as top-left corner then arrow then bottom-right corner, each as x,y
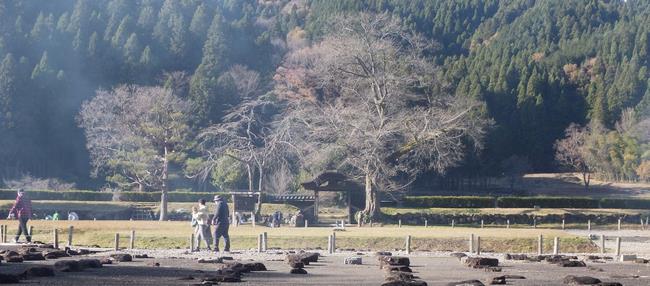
620,254 -> 637,262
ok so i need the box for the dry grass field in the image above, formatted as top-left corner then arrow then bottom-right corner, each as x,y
0,220 -> 597,253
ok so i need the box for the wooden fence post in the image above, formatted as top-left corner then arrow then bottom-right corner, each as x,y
615,237 -> 621,256
114,233 -> 120,251
130,230 -> 135,249
405,235 -> 411,254
67,226 -> 74,247
257,233 -> 263,253
476,236 -> 481,255
600,235 -> 605,254
53,228 -> 59,249
262,232 -> 268,252
190,233 -> 194,252
469,234 -> 474,253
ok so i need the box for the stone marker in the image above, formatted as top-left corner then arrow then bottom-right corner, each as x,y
262,232 -> 268,252
600,235 -> 605,254
114,233 -> 120,251
344,257 -> 362,265
620,254 -> 637,262
469,234 -> 474,253
53,228 -> 59,249
67,226 -> 74,246
553,237 -> 560,255
615,237 -> 621,256
588,220 -> 591,231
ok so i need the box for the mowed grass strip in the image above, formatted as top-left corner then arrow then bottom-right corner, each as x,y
0,220 -> 595,252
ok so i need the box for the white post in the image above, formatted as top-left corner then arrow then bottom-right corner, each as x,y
615,237 -> 621,256
562,219 -> 565,230
469,234 -> 474,253
398,219 -> 402,228
588,220 -> 591,231
538,235 -> 543,255
618,218 -> 622,231
481,220 -> 484,228
327,235 -> 333,254
451,219 -> 455,228
424,219 -> 428,228
130,230 -> 135,249
553,237 -> 560,255
405,235 -> 411,255
506,219 -> 510,229
262,232 -> 268,252
332,232 -> 336,252
53,228 -> 59,249
600,235 -> 605,254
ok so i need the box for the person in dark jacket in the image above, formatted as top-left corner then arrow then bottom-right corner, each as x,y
7,189 -> 32,243
211,195 -> 230,252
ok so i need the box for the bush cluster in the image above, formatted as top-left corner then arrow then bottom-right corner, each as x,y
0,189 -> 227,203
404,195 -> 650,209
403,196 -> 495,208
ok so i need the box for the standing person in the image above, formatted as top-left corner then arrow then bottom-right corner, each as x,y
192,199 -> 212,251
7,189 -> 32,243
212,195 -> 230,253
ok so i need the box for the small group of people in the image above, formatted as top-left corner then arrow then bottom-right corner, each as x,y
191,195 -> 230,253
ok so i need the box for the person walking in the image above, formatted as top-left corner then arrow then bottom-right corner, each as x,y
212,195 -> 230,253
192,199 -> 212,251
7,189 -> 32,243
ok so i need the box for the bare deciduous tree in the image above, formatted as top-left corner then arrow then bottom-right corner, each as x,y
554,123 -> 591,190
274,13 -> 490,219
195,65 -> 287,215
78,85 -> 192,220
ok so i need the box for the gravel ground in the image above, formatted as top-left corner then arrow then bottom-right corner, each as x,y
1,246 -> 649,285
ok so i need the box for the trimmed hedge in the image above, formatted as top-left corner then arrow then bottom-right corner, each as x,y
600,198 -> 650,209
0,189 -> 113,201
403,196 -> 495,208
0,189 -> 228,203
117,191 -> 228,202
496,196 -> 600,208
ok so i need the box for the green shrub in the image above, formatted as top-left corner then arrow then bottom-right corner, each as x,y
600,198 -> 650,209
0,189 -> 112,201
496,196 -> 600,208
117,191 -> 228,202
403,196 -> 495,208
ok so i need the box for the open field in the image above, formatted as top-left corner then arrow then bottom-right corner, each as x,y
0,220 -> 598,253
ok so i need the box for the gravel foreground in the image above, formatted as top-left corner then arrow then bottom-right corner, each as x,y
1,246 -> 649,285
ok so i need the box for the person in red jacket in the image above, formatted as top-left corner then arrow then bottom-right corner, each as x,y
7,189 -> 32,243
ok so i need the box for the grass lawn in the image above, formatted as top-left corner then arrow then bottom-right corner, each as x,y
0,220 -> 597,253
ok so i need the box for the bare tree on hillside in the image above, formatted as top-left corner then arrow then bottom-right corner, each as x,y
195,65 -> 287,215
273,13 -> 490,220
554,123 -> 592,190
78,85 -> 192,220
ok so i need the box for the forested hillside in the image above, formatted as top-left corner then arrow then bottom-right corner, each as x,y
0,0 -> 648,191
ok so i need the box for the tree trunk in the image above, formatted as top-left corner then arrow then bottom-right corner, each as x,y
159,146 -> 169,221
362,173 -> 379,219
246,164 -> 253,192
255,164 -> 263,216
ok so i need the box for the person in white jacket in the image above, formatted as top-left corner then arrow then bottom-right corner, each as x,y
192,199 -> 212,251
